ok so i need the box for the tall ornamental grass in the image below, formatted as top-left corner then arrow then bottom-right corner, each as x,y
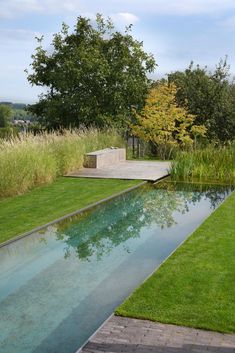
0,129 -> 123,198
170,145 -> 235,183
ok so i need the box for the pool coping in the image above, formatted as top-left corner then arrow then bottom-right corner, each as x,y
75,189 -> 235,353
0,180 -> 148,249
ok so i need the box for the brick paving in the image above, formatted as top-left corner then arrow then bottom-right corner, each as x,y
79,315 -> 235,353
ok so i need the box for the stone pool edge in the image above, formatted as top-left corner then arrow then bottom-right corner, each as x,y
75,189 -> 235,353
0,180 -> 148,249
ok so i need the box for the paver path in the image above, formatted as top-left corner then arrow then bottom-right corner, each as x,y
79,316 -> 235,353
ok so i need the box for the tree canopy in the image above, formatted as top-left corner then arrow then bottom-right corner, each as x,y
26,14 -> 156,129
168,59 -> 235,143
0,104 -> 12,128
131,83 -> 206,159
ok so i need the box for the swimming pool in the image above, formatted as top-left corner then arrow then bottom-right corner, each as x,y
0,181 -> 232,353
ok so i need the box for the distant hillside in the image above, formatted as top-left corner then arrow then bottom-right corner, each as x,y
0,101 -> 36,121
0,102 -> 27,110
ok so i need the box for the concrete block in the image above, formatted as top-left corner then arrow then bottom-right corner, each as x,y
84,148 -> 126,168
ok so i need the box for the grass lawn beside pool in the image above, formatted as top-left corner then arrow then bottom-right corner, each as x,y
0,177 -> 140,244
116,191 -> 235,334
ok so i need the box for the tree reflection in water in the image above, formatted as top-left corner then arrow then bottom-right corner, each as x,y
55,182 -> 232,261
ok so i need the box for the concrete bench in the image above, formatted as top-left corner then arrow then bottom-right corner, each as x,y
84,148 -> 126,168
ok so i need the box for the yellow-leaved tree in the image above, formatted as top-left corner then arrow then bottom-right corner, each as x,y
130,82 -> 207,159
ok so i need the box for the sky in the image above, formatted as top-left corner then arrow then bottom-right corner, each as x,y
0,0 -> 235,103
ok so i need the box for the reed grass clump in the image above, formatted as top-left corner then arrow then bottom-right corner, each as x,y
0,129 -> 123,198
170,145 -> 235,183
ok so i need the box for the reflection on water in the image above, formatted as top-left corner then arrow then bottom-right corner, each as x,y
46,182 -> 232,262
0,181 -> 233,353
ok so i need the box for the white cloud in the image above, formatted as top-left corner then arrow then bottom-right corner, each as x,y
110,12 -> 139,29
0,29 -> 41,41
1,0 -> 235,19
74,0 -> 235,16
0,0 -> 82,19
113,12 -> 139,24
0,0 -> 40,19
219,15 -> 235,29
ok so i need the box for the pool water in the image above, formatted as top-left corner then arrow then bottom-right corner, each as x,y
0,182 -> 232,353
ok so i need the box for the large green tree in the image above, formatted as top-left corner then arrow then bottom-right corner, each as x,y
26,15 -> 156,129
168,59 -> 235,142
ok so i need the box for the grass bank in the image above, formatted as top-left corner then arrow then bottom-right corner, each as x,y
0,177 -> 140,244
116,191 -> 235,334
170,145 -> 235,183
0,129 -> 123,198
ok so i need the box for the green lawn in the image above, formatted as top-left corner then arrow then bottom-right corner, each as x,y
0,177 -> 140,244
116,191 -> 235,334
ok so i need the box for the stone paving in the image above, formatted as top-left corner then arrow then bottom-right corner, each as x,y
67,160 -> 170,181
79,316 -> 235,353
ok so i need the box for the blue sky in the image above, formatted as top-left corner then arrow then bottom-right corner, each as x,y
0,0 -> 235,103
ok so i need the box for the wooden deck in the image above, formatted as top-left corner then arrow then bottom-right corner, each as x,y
78,315 -> 235,353
66,160 -> 170,182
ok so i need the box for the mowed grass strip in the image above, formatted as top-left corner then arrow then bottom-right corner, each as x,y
0,177 -> 140,244
116,191 -> 235,334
